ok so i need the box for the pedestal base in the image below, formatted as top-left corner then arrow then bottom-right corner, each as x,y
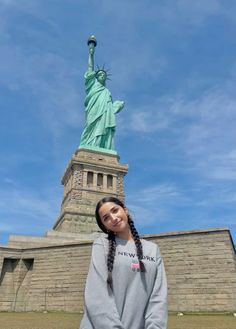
53,148 -> 128,234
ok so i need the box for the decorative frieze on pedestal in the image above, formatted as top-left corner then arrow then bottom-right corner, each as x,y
53,148 -> 128,234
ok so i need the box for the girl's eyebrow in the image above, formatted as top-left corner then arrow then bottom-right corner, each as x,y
101,210 -> 111,220
101,206 -> 117,220
101,213 -> 108,220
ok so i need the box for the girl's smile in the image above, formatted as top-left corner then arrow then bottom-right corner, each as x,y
98,202 -> 132,240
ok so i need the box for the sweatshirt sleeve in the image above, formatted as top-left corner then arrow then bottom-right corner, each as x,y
144,247 -> 168,329
81,238 -> 125,329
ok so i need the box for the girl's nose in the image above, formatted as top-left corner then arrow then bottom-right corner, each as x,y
110,213 -> 117,222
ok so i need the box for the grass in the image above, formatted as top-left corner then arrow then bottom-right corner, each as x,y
0,312 -> 81,329
0,312 -> 235,329
168,313 -> 236,329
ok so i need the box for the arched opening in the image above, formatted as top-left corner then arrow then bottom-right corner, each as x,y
107,175 -> 113,189
97,173 -> 103,187
87,171 -> 93,186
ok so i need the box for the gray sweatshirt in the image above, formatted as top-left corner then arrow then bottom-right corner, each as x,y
80,236 -> 167,329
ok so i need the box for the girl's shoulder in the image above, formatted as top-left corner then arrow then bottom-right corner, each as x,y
91,235 -> 109,257
141,238 -> 162,257
93,234 -> 109,247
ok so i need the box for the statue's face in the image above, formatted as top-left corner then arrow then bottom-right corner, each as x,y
96,71 -> 107,85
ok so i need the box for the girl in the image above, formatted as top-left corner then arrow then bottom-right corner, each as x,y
80,196 -> 167,329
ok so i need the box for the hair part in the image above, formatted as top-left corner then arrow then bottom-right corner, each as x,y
95,196 -> 146,289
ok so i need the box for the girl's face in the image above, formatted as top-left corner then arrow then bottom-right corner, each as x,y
98,202 -> 130,236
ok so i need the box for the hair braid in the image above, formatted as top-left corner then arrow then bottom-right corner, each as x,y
107,231 -> 116,289
95,196 -> 146,288
128,216 -> 146,272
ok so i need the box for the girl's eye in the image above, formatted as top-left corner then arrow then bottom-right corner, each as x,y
103,216 -> 108,222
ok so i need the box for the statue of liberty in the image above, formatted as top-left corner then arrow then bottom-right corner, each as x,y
79,36 -> 124,152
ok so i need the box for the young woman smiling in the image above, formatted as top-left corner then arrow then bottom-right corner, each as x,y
80,196 -> 168,329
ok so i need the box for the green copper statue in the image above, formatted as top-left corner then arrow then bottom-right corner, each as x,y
79,35 -> 124,153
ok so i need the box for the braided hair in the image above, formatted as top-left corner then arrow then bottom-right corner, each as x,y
95,197 -> 146,289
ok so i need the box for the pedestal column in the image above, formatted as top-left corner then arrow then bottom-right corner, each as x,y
53,148 -> 128,236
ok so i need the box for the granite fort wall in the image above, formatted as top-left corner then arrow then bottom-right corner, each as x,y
145,228 -> 236,312
0,228 -> 235,312
0,244 -> 91,312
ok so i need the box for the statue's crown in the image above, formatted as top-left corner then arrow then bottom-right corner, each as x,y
95,65 -> 112,80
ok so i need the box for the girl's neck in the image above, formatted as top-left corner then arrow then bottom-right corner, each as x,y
116,229 -> 133,241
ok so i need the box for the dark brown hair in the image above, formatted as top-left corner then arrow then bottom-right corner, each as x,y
95,196 -> 145,289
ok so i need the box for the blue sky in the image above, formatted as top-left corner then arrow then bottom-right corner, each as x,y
1,0 -> 236,245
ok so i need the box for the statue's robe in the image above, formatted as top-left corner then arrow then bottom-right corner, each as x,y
80,70 -> 122,150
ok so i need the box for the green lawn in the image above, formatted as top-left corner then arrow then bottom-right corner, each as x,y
0,312 -> 235,329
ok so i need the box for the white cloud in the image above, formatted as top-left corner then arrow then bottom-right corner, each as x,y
123,81 -> 236,181
0,0 -> 235,243
137,184 -> 183,204
0,43 -> 82,143
0,187 -> 59,224
179,87 -> 236,181
0,153 -> 45,175
0,223 -> 14,233
128,110 -> 169,133
127,179 -> 236,233
154,0 -> 234,32
126,183 -> 185,228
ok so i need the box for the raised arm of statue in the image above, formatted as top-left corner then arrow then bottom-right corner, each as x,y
88,44 -> 94,72
87,35 -> 97,72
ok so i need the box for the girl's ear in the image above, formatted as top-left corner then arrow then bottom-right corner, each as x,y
124,207 -> 129,215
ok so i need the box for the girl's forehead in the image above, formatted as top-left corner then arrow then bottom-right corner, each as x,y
99,202 -> 118,214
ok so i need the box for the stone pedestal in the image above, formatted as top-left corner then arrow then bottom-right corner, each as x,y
53,148 -> 128,235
